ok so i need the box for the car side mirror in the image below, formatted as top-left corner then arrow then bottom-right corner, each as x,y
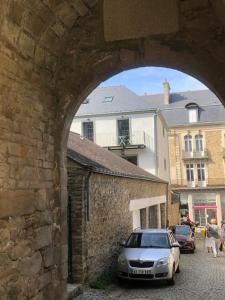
171,242 -> 180,248
119,241 -> 126,247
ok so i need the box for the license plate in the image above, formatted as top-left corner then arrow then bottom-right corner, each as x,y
131,269 -> 151,274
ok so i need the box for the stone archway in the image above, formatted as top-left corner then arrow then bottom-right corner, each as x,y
1,1 -> 225,299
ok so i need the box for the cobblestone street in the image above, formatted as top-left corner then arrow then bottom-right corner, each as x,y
76,240 -> 225,300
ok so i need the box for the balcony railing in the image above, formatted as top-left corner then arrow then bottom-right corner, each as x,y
171,178 -> 225,189
96,131 -> 154,151
182,150 -> 209,160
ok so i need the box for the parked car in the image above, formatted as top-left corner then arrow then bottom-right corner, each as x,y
172,225 -> 195,253
117,229 -> 180,285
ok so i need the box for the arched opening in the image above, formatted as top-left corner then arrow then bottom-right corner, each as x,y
64,66 -> 225,294
1,1 -> 225,299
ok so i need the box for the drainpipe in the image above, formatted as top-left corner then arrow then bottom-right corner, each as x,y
85,171 -> 92,222
154,113 -> 159,176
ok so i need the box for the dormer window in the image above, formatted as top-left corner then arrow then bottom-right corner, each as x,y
185,103 -> 199,123
103,96 -> 114,102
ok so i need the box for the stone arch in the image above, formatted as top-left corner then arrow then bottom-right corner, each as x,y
1,1 -> 225,299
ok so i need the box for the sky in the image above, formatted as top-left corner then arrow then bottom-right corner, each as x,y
100,67 -> 207,95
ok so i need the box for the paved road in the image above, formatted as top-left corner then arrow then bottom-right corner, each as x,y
77,240 -> 225,300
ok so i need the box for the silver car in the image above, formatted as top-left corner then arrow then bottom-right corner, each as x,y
117,229 -> 180,285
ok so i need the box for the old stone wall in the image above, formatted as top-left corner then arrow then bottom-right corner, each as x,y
0,0 -> 225,299
67,158 -> 168,283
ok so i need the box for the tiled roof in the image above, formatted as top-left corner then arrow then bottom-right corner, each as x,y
67,132 -> 167,183
75,86 -> 225,126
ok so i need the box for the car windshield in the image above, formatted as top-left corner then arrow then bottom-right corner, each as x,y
126,232 -> 170,249
175,226 -> 190,235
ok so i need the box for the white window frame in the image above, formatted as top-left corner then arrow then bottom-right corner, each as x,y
188,108 -> 198,123
186,163 -> 194,182
195,134 -> 204,152
184,135 -> 192,152
197,162 -> 205,182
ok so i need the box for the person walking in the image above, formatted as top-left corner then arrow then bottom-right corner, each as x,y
205,225 -> 212,253
207,218 -> 220,258
220,219 -> 225,252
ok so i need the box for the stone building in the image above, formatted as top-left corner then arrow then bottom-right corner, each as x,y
67,132 -> 169,283
1,1 -> 225,298
165,91 -> 225,226
140,81 -> 225,226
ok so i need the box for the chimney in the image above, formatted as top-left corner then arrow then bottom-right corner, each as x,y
163,79 -> 170,105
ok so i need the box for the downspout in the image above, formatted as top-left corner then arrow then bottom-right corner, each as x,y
83,171 -> 92,283
85,171 -> 92,222
154,113 -> 159,176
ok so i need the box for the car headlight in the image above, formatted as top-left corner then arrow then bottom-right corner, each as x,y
118,255 -> 126,265
157,257 -> 169,266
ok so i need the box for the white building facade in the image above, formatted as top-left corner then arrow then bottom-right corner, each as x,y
70,86 -> 170,181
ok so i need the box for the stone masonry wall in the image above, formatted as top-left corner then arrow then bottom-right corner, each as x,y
86,173 -> 168,282
67,159 -> 168,283
1,1 -> 225,299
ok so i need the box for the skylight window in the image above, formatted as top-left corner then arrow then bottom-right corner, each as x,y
103,96 -> 114,102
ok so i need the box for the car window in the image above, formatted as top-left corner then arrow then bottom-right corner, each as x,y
126,232 -> 170,248
175,226 -> 190,235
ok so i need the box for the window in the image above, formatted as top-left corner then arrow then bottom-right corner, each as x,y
186,163 -> 194,182
103,96 -> 114,102
197,162 -> 205,181
126,233 -> 170,249
117,119 -> 130,145
184,135 -> 192,152
82,121 -> 94,141
195,134 -> 203,151
188,108 -> 198,123
140,208 -> 147,229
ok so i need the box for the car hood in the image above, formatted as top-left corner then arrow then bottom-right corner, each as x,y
121,247 -> 171,261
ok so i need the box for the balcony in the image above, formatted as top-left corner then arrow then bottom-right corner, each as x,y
97,131 -> 154,151
182,150 -> 209,160
171,178 -> 225,189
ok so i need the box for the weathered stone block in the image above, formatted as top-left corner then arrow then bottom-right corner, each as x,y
19,32 -> 35,58
10,240 -> 32,260
35,189 -> 47,211
19,251 -> 42,275
34,226 -> 52,250
0,191 -> 35,218
43,247 -> 54,267
104,0 -> 179,41
38,271 -> 51,290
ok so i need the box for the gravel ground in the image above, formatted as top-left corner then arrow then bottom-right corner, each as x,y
76,240 -> 225,300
